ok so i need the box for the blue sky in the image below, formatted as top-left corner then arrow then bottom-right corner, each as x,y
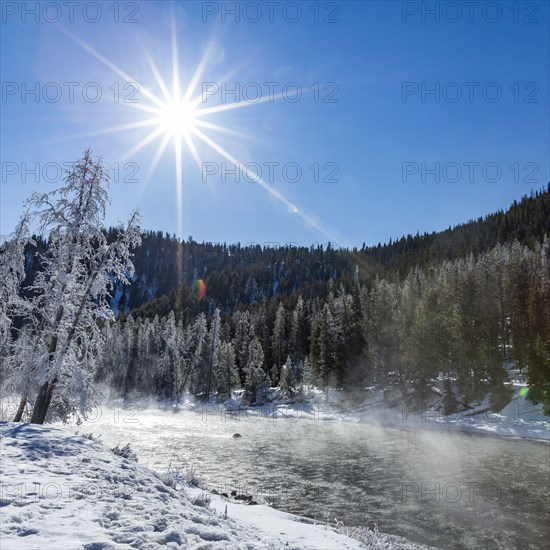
1,1 -> 548,248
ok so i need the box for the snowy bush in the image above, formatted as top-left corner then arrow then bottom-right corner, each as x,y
191,492 -> 211,508
78,431 -> 102,443
110,442 -> 138,462
185,463 -> 203,488
155,461 -> 203,490
339,524 -> 393,549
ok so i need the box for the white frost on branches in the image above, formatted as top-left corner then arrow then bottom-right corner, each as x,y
1,149 -> 141,422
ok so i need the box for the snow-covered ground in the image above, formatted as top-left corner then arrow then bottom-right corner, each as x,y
0,422 -> 433,550
344,383 -> 550,441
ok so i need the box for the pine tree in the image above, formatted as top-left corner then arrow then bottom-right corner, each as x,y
243,337 -> 267,405
290,295 -> 309,363
309,305 -> 335,392
270,302 -> 286,386
157,311 -> 178,399
526,335 -> 550,414
188,313 -> 209,398
0,217 -> 31,420
278,355 -> 295,399
215,341 -> 239,401
205,308 -> 221,400
232,310 -> 254,384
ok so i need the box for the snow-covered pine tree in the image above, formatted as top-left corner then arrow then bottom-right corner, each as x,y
122,315 -> 139,397
215,341 -> 239,401
301,356 -> 313,392
205,308 -> 221,400
278,355 -> 295,399
188,313 -> 209,397
0,216 -> 30,339
0,217 -> 32,420
9,149 -> 141,424
289,295 -> 308,364
243,337 -> 267,405
270,302 -> 286,387
157,311 -> 178,399
309,303 -> 336,392
232,310 -> 253,384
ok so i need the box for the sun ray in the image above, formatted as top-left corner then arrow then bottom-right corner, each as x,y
137,132 -> 173,194
114,101 -> 161,116
59,26 -> 165,110
188,56 -> 257,110
182,133 -> 202,172
118,126 -> 166,163
143,49 -> 172,104
170,10 -> 181,103
187,53 -> 285,112
190,126 -> 336,241
57,118 -> 161,142
183,42 -> 215,105
174,133 -> 184,239
194,87 -> 310,117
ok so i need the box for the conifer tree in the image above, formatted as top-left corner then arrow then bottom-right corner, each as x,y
243,337 -> 267,405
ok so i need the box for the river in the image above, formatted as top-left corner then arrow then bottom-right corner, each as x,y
72,403 -> 550,549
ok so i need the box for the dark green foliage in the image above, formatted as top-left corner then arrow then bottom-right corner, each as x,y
526,336 -> 550,415
86,186 -> 550,411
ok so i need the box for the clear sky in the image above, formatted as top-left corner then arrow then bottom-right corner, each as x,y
1,1 -> 548,248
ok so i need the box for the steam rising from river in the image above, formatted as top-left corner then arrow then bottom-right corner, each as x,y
52,393 -> 549,549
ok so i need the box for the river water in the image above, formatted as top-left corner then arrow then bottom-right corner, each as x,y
74,403 -> 549,549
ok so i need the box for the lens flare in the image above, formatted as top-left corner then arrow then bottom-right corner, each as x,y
519,387 -> 529,398
195,279 -> 206,300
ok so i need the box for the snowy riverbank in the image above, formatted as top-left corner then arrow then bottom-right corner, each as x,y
0,422 -> 433,550
342,382 -> 550,442
162,382 -> 548,443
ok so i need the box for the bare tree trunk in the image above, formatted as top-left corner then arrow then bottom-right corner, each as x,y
13,398 -> 27,422
30,380 -> 56,424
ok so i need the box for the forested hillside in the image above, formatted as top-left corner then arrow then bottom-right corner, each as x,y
93,187 -> 550,416
118,185 -> 550,315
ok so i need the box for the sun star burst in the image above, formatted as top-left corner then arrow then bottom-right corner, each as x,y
156,99 -> 198,138
58,13 -> 337,244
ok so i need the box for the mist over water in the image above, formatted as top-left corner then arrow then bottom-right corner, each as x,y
71,402 -> 549,550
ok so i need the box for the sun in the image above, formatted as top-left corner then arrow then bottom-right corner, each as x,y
59,16 -> 338,244
157,99 -> 198,137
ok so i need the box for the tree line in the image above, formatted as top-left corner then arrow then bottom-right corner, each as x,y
96,238 -> 550,414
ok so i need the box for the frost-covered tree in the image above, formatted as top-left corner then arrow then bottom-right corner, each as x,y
232,310 -> 254,383
7,149 -> 141,424
96,320 -> 126,397
0,217 -> 32,420
301,357 -> 313,391
309,304 -> 336,391
290,295 -> 308,364
243,337 -> 267,405
188,313 -> 209,397
215,341 -> 239,401
157,311 -> 179,399
205,308 -> 221,399
278,355 -> 296,399
270,302 -> 286,386
0,217 -> 30,336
